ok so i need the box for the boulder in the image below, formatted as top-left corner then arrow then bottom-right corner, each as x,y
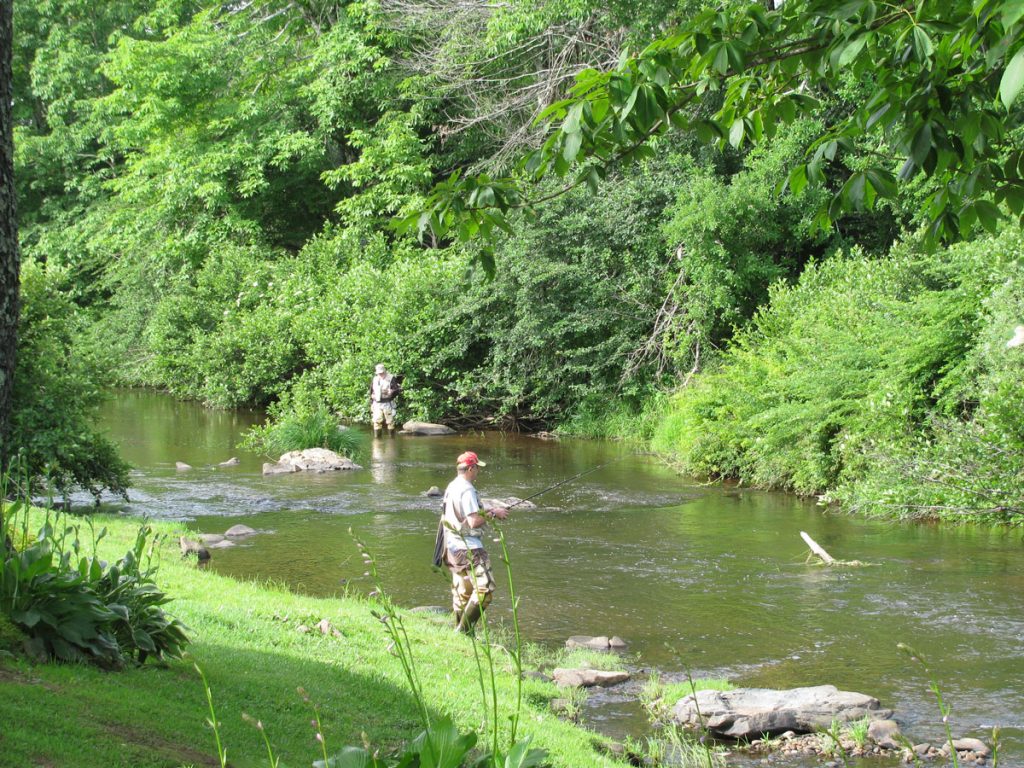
551,668 -> 630,688
218,457 -> 240,467
263,461 -> 299,476
425,486 -> 443,497
199,533 -> 226,545
565,635 -> 627,650
401,421 -> 455,436
867,719 -> 902,749
276,448 -> 361,472
952,738 -> 990,756
206,539 -> 235,549
224,524 -> 257,537
672,686 -> 893,740
175,461 -> 192,471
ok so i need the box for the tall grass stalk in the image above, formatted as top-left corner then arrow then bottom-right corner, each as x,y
243,712 -> 279,768
897,642 -> 959,768
350,528 -> 431,731
196,664 -> 228,768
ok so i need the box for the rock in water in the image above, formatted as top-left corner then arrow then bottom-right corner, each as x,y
672,685 -> 892,740
551,668 -> 630,688
224,524 -> 257,537
175,461 -> 192,470
218,457 -> 240,467
401,421 -> 455,435
276,448 -> 361,472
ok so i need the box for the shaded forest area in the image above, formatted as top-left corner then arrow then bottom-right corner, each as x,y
10,0 -> 1024,522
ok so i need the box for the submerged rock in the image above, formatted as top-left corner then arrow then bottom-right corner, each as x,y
484,496 -> 537,510
400,421 -> 455,435
565,635 -> 626,650
425,486 -> 443,497
175,461 -> 192,471
672,685 -> 892,740
224,524 -> 257,537
218,457 -> 240,467
263,461 -> 299,475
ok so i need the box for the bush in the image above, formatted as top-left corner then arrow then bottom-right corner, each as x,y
9,260 -> 130,500
653,227 -> 1023,520
0,495 -> 189,667
243,404 -> 363,460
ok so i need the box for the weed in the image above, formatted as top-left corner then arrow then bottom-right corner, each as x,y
897,642 -> 959,768
849,716 -> 870,749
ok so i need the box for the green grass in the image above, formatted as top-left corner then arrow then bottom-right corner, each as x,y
0,510 -> 625,768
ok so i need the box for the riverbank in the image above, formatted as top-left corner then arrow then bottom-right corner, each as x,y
0,509 -> 625,768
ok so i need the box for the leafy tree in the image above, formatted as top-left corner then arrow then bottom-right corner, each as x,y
413,0 -> 1024,248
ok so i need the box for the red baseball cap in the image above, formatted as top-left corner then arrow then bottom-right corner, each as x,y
456,451 -> 486,468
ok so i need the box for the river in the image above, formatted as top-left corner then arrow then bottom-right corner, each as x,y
91,390 -> 1023,760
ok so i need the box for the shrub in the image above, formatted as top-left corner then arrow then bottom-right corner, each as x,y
243,405 -> 363,460
0,495 -> 190,667
9,260 -> 130,500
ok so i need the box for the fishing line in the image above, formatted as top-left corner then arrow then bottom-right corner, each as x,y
505,454 -> 631,509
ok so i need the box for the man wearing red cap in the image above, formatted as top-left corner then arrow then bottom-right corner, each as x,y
441,451 -> 509,632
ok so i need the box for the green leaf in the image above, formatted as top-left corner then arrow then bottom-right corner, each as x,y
1003,0 -> 1024,29
728,117 -> 745,148
974,199 -> 1002,232
999,47 -> 1024,109
562,132 -> 582,164
911,27 -> 934,63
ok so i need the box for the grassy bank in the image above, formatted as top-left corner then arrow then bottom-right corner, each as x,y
0,510 -> 626,768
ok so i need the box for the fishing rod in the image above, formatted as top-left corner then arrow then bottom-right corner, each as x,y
502,454 -> 629,510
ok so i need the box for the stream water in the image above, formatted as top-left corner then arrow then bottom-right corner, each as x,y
88,391 -> 1024,761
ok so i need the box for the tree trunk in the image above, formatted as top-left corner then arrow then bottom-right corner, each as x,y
0,0 -> 21,473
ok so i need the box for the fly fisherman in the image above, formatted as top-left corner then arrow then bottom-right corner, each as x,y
368,363 -> 401,437
442,451 -> 509,632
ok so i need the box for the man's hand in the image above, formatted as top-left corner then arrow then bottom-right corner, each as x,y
488,507 -> 509,520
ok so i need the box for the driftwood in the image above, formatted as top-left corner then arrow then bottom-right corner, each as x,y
800,531 -> 868,567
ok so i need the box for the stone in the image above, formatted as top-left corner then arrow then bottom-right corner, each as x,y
608,636 -> 628,648
400,420 -> 456,435
198,533 -> 226,544
218,457 -> 240,467
550,698 -> 570,714
533,431 -> 559,440
484,496 -> 537,510
316,619 -> 333,635
263,461 -> 299,475
952,738 -> 990,756
179,537 -> 209,561
206,539 -> 235,549
913,744 -> 931,757
296,625 -> 310,634
566,635 -> 612,650
425,486 -> 443,497
671,686 -> 893,740
277,448 -> 361,472
225,524 -> 257,537
551,668 -> 630,688
175,461 -> 192,470
867,719 -> 902,749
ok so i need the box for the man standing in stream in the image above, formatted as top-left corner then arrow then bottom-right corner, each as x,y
368,363 -> 401,437
442,451 -> 509,632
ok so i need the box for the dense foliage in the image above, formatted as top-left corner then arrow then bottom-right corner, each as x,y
9,0 -> 1024,523
653,229 -> 1024,523
11,260 -> 129,499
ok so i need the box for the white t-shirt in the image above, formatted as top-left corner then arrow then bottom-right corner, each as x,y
443,475 -> 483,550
